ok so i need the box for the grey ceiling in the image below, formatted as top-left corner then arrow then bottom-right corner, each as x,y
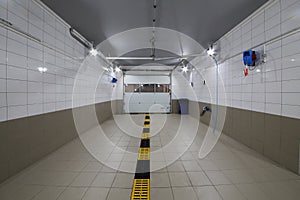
42,0 -> 268,66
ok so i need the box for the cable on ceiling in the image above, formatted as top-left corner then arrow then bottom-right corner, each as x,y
150,0 -> 158,60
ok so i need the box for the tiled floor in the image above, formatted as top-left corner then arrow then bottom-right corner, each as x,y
0,114 -> 300,200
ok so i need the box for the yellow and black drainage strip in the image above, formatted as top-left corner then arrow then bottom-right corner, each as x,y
131,114 -> 151,200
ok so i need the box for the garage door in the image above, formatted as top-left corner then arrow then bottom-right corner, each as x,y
123,75 -> 171,113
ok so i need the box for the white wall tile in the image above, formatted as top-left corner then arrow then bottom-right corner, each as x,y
7,92 -> 27,106
282,104 -> 300,119
265,13 -> 280,30
28,46 -> 43,61
7,65 -> 27,80
27,58 -> 43,70
0,64 -> 6,79
252,12 -> 264,28
8,0 -> 27,20
282,39 -> 300,57
44,12 -> 55,28
281,0 -> 300,22
0,93 -> 6,107
252,93 -> 265,103
0,34 -> 6,51
0,107 -> 7,122
28,81 -> 43,93
44,73 -> 56,84
265,2 -> 280,20
265,70 -> 281,82
28,69 -> 43,82
282,80 -> 300,92
7,52 -> 27,68
28,93 -> 43,104
7,31 -> 27,44
43,102 -> 55,113
29,12 -> 43,28
44,93 -> 55,103
8,12 -> 27,33
0,49 -> 6,64
0,0 -> 7,10
28,0 -> 43,19
266,25 -> 281,40
282,93 -> 300,105
281,0 -> 298,10
0,79 -> 6,92
282,54 -> 300,69
28,103 -> 42,116
7,79 -> 27,92
266,103 -> 281,115
8,105 -> 27,119
28,23 -> 43,39
252,102 -> 265,112
252,23 -> 264,37
266,93 -> 281,104
282,67 -> 300,80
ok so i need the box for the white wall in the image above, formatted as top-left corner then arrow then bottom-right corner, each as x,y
192,0 -> 300,119
0,0 -> 122,122
172,70 -> 196,100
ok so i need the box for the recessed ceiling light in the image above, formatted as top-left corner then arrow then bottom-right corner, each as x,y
291,58 -> 295,62
90,48 -> 98,56
207,48 -> 215,56
256,69 -> 261,72
182,66 -> 188,72
115,66 -> 121,72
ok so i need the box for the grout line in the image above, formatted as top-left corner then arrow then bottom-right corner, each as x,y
5,0 -> 8,121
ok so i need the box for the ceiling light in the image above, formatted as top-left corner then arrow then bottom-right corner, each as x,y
256,69 -> 261,72
182,66 -> 188,72
103,67 -> 109,71
291,58 -> 295,62
38,67 -> 47,73
115,66 -> 121,72
207,48 -> 215,56
90,48 -> 98,56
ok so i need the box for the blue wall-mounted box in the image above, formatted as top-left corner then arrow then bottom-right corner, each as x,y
111,78 -> 118,83
243,50 -> 257,66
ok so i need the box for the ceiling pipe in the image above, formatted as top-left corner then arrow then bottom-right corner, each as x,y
0,18 -> 41,43
69,28 -> 93,49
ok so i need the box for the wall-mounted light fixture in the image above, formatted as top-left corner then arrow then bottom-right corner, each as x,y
38,67 -> 47,73
182,66 -> 188,72
115,66 -> 121,72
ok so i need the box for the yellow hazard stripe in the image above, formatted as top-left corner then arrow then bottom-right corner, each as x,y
142,133 -> 150,139
138,148 -> 150,160
144,124 -> 150,128
131,179 -> 150,200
